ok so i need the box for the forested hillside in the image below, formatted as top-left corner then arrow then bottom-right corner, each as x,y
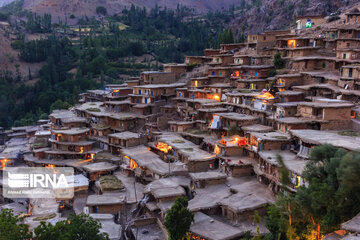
0,0 -> 359,129
0,4 -> 237,128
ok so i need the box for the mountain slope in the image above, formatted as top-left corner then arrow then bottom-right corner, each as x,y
0,0 -> 17,8
22,0 -> 243,19
229,0 -> 358,35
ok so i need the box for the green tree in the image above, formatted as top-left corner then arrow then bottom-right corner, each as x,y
96,6 -> 107,16
266,145 -> 360,240
273,52 -> 286,69
50,99 -> 71,112
164,197 -> 194,240
34,213 -> 109,240
0,209 -> 33,240
228,124 -> 240,136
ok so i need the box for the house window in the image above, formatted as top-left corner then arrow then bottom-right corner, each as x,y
195,80 -> 198,87
179,92 -> 182,97
322,62 -> 326,68
255,71 -> 258,77
347,42 -> 350,47
212,71 -> 215,76
288,39 -> 296,48
151,91 -> 154,96
138,90 -> 141,94
349,68 -> 353,77
246,71 -> 249,76
219,72 -> 222,76
136,99 -> 139,103
279,79 -> 285,86
343,53 -> 347,59
216,58 -> 220,63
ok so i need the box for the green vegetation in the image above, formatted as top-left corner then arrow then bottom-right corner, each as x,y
34,213 -> 109,240
99,175 -> 124,192
0,209 -> 32,240
0,5 -> 238,128
33,213 -> 57,221
0,209 -> 109,240
164,196 -> 194,240
96,6 -> 107,16
274,52 -> 286,69
184,128 -> 210,135
25,12 -> 52,33
86,108 -> 101,112
265,145 -> 360,240
228,124 -> 240,136
338,130 -> 360,137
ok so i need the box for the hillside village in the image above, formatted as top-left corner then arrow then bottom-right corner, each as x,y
2,7 -> 360,240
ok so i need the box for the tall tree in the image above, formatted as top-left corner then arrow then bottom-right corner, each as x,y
265,144 -> 360,240
164,197 -> 194,240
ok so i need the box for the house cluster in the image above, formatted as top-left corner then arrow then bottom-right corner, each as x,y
2,9 -> 360,240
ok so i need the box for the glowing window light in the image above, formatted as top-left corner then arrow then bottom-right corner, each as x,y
1,159 -> 9,170
288,39 -> 296,48
214,144 -> 220,154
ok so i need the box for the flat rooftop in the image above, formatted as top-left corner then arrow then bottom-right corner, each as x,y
144,178 -> 186,199
82,162 -> 118,173
87,193 -> 125,206
52,128 -> 89,135
189,171 -> 227,181
159,134 -> 216,161
135,83 -> 186,89
242,124 -> 273,132
190,212 -> 243,240
258,150 -> 308,175
250,131 -> 291,141
217,112 -> 258,121
108,131 -> 141,140
298,102 -> 354,108
341,213 -> 360,233
290,130 -> 360,152
121,145 -> 186,176
220,179 -> 275,213
90,214 -> 121,240
275,91 -> 303,96
275,117 -> 321,124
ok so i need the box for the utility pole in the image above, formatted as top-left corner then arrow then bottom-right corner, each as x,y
134,181 -> 137,203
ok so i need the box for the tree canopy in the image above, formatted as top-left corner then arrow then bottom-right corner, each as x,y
265,144 -> 360,240
0,209 -> 32,240
34,213 -> 109,240
164,197 -> 194,240
274,52 -> 286,69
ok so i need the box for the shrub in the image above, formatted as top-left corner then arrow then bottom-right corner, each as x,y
96,6 -> 107,16
273,52 -> 285,69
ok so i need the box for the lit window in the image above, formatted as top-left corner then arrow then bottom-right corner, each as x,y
288,39 -> 296,48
